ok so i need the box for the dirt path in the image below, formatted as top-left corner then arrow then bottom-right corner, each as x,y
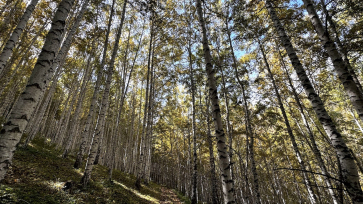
159,187 -> 182,204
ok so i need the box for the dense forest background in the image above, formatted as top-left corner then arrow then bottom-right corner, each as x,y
0,0 -> 362,203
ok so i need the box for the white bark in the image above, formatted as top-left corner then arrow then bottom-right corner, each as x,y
265,1 -> 363,202
0,0 -> 75,181
81,0 -> 127,187
196,0 -> 235,203
302,0 -> 363,122
74,0 -> 115,169
0,0 -> 39,75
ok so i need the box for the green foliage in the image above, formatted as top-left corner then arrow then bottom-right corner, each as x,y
174,190 -> 191,204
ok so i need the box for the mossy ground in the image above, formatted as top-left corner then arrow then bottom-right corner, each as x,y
0,137 -> 186,204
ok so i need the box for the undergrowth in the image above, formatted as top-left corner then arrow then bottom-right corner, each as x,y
0,136 -> 188,204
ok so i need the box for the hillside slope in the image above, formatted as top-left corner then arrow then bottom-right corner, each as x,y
0,137 -> 188,204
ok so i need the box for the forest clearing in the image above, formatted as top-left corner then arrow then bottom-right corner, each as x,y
0,0 -> 362,203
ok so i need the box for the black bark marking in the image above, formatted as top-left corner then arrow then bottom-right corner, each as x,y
9,126 -> 20,133
20,115 -> 28,120
26,83 -> 41,90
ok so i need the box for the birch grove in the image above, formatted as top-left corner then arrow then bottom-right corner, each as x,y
0,0 -> 363,203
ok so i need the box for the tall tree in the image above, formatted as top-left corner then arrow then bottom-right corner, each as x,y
0,0 -> 39,76
196,0 -> 235,203
0,0 -> 75,181
302,0 -> 363,121
259,39 -> 317,204
74,0 -> 116,169
81,0 -> 127,188
265,0 -> 363,202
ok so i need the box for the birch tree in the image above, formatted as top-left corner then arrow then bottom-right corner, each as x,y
0,0 -> 39,76
265,0 -> 363,202
196,0 -> 235,203
81,0 -> 127,188
0,0 -> 75,181
302,0 -> 363,122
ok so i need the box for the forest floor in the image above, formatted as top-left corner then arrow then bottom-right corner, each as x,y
0,137 -> 189,204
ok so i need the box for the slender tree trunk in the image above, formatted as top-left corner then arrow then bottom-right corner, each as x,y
74,0 -> 115,169
0,0 -> 39,75
279,50 -> 340,204
187,20 -> 198,203
0,0 -> 75,181
0,20 -> 48,93
302,0 -> 363,121
226,17 -> 257,203
57,81 -> 79,147
265,1 -> 363,202
259,39 -> 317,204
81,0 -> 127,188
135,17 -> 154,190
206,94 -> 219,204
196,0 -> 235,203
319,0 -> 363,95
63,49 -> 94,158
216,51 -> 236,201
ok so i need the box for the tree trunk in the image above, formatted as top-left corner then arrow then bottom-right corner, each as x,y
0,0 -> 39,75
80,0 -> 127,188
259,39 -> 317,203
265,1 -> 363,202
136,16 -> 154,190
226,16 -> 258,203
279,49 -> 340,204
63,40 -> 95,158
196,0 -> 235,203
302,0 -> 363,121
319,0 -> 363,95
206,94 -> 219,204
0,0 -> 75,181
74,0 -> 115,169
187,18 -> 198,203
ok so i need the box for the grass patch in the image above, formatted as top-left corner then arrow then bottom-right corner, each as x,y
0,136 -> 176,204
174,190 -> 191,204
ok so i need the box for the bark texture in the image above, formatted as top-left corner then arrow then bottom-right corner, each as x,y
0,0 -> 39,75
196,0 -> 235,203
81,0 -> 127,188
259,40 -> 317,204
302,0 -> 363,121
0,0 -> 75,181
74,0 -> 115,169
265,1 -> 363,202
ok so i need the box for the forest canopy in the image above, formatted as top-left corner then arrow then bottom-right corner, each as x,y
0,0 -> 363,203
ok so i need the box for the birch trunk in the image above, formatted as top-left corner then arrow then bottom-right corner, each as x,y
81,0 -> 127,188
196,0 -> 235,203
259,40 -> 317,203
0,21 -> 48,94
0,0 -> 39,75
0,0 -> 75,181
279,50 -> 340,204
302,0 -> 363,121
206,95 -> 219,204
265,1 -> 363,202
57,82 -> 79,147
63,43 -> 95,158
319,0 -> 363,95
226,17 -> 257,203
187,22 -> 198,203
74,0 -> 115,169
136,17 -> 154,190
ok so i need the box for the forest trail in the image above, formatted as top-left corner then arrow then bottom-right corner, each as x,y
159,187 -> 182,204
